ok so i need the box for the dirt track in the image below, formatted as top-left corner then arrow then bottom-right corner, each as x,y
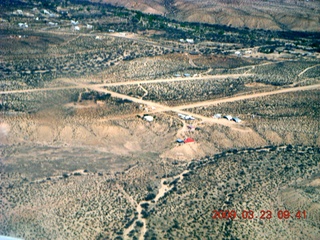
173,84 -> 320,110
85,82 -> 320,131
83,73 -> 253,87
1,75 -> 319,130
297,63 -> 320,77
0,86 -> 83,95
0,73 -> 251,95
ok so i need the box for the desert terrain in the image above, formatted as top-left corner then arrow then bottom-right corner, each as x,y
0,0 -> 319,239
96,0 -> 320,31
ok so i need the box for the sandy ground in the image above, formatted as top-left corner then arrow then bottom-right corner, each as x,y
0,122 -> 10,142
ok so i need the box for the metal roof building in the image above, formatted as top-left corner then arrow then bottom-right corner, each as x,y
233,117 -> 241,123
224,115 -> 233,121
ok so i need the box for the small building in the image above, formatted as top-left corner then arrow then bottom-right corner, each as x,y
179,39 -> 185,43
174,73 -> 181,77
18,22 -> 28,28
15,9 -> 23,15
235,51 -> 241,56
87,24 -> 93,29
213,114 -> 222,119
185,115 -> 195,120
74,26 -> 80,31
43,9 -> 50,15
48,22 -> 58,26
178,113 -> 186,119
176,139 -> 184,143
143,115 -> 154,122
184,73 -> 191,77
186,39 -> 194,44
233,117 -> 241,123
184,137 -> 195,143
189,51 -> 199,55
71,20 -> 79,26
224,115 -> 233,121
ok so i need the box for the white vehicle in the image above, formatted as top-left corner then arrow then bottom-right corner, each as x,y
178,113 -> 186,119
185,115 -> 195,120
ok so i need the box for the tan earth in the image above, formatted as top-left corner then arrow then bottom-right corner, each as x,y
96,0 -> 320,31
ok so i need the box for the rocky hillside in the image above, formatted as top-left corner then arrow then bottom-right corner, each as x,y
94,0 -> 320,31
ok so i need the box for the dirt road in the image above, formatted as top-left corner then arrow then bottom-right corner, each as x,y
297,64 -> 320,77
172,84 -> 320,110
0,74 -> 251,95
1,76 -> 319,131
0,86 -> 83,95
90,73 -> 253,87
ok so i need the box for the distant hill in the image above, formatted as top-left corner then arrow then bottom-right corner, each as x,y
93,0 -> 320,31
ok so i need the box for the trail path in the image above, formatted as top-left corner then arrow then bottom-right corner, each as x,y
243,60 -> 287,74
0,86 -> 83,95
81,83 -> 251,131
1,80 -> 319,131
297,64 -> 320,77
186,53 -> 198,68
96,73 -> 251,86
0,73 -> 251,95
125,169 -> 190,239
138,84 -> 149,100
172,84 -> 320,110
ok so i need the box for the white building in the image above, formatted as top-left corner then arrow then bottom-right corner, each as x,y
178,113 -> 186,119
18,22 -> 28,28
87,24 -> 93,29
186,39 -> 194,44
71,20 -> 79,26
233,117 -> 242,123
185,115 -> 195,120
74,26 -> 80,31
143,116 -> 154,122
43,9 -> 50,15
48,22 -> 58,26
15,10 -> 23,15
224,115 -> 233,121
213,114 -> 222,119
